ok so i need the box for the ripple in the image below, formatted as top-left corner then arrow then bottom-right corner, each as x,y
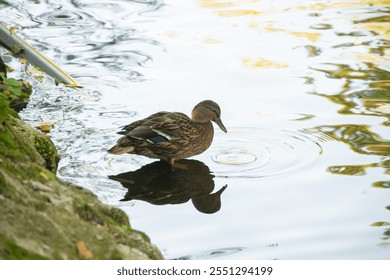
176,247 -> 244,260
36,10 -> 98,28
212,147 -> 257,165
207,127 -> 323,179
99,110 -> 137,118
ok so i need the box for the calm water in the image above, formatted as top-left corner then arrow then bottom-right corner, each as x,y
1,0 -> 389,259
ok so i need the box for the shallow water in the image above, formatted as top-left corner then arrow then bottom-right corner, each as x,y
1,0 -> 389,259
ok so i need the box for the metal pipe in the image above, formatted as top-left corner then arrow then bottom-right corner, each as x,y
0,22 -> 81,88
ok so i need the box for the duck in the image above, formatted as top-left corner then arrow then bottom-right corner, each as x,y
108,100 -> 227,164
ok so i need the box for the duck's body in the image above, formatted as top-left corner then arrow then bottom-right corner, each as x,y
108,100 -> 226,164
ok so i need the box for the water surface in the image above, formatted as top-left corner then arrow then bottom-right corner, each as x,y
1,0 -> 389,259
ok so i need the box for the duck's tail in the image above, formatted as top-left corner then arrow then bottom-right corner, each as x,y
108,145 -> 135,155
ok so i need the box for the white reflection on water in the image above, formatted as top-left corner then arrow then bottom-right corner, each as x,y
2,0 -> 389,259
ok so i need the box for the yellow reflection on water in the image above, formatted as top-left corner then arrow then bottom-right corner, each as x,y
289,31 -> 321,42
202,37 -> 224,44
288,0 -> 390,11
197,0 -> 259,9
289,2 -> 358,11
355,16 -> 390,40
354,53 -> 383,63
243,57 -> 288,69
216,9 -> 261,17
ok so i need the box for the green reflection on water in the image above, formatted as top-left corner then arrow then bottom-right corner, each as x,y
314,124 -> 390,179
375,206 -> 390,242
373,181 -> 390,188
308,7 -> 390,188
354,15 -> 390,24
316,124 -> 390,156
315,87 -> 390,123
312,63 -> 390,81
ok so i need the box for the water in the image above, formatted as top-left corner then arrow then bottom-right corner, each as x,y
1,0 -> 389,259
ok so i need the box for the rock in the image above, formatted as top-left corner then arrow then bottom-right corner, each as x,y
0,95 -> 163,259
5,116 -> 59,172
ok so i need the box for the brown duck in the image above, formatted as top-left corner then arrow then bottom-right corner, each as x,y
108,100 -> 227,164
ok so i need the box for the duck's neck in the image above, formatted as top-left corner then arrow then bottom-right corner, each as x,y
194,121 -> 214,139
192,121 -> 214,154
192,118 -> 211,124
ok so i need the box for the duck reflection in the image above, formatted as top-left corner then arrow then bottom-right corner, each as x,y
108,159 -> 227,214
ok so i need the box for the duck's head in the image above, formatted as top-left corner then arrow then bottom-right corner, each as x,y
191,100 -> 227,133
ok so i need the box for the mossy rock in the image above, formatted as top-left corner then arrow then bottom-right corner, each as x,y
1,116 -> 59,172
0,106 -> 163,260
0,169 -> 163,259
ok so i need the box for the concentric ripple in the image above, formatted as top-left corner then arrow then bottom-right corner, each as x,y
212,147 -> 257,165
36,10 -> 98,28
207,127 -> 323,179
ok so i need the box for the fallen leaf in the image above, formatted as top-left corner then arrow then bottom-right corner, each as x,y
76,241 -> 93,259
39,172 -> 49,181
33,122 -> 54,133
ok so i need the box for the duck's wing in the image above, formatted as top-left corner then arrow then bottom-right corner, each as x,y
126,112 -> 190,144
117,112 -> 170,135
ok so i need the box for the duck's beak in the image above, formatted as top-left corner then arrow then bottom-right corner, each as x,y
215,119 -> 227,133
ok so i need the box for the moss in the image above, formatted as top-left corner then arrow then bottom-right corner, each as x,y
0,170 -> 10,198
32,132 -> 60,172
111,249 -> 125,260
104,207 -> 131,226
0,122 -> 17,159
34,202 -> 47,211
0,169 -> 4,188
0,235 -> 47,260
76,203 -> 106,226
0,73 -> 32,113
